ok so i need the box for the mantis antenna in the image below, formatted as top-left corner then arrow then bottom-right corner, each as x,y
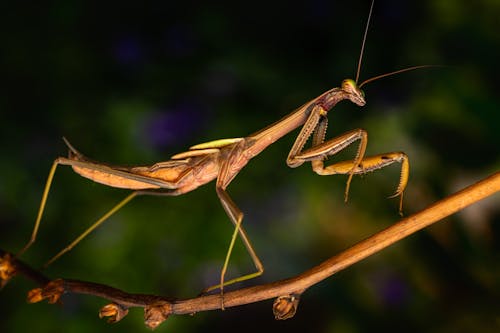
3,0 -> 440,310
359,65 -> 442,88
355,0 -> 375,84
354,0 -> 441,88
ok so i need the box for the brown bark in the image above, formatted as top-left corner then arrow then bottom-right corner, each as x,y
1,172 -> 498,329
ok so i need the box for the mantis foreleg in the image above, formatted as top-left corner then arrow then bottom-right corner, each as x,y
285,104 -> 407,213
312,152 -> 409,214
287,105 -> 367,201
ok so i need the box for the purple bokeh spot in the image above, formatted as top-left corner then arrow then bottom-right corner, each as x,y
143,101 -> 208,149
380,276 -> 408,306
164,25 -> 196,57
112,36 -> 144,65
371,270 -> 410,307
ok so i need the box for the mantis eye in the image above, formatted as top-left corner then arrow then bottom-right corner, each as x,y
342,79 -> 356,90
341,79 -> 361,94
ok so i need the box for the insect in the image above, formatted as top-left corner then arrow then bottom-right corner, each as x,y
9,0 -> 434,304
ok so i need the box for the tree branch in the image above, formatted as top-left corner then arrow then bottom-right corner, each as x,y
1,172 -> 498,329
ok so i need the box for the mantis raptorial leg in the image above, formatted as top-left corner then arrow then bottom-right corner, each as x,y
3,0 -> 439,310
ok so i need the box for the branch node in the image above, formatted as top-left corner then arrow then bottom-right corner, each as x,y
144,301 -> 172,330
0,252 -> 17,288
27,279 -> 65,304
1,172 -> 497,325
273,293 -> 301,320
99,302 -> 129,323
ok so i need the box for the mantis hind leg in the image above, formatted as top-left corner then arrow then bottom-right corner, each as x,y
41,192 -> 138,268
16,158 -> 63,258
16,156 -> 140,269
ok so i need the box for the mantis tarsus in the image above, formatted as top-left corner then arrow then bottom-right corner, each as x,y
10,0 -> 435,306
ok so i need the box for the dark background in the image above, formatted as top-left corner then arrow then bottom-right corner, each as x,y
1,1 -> 499,332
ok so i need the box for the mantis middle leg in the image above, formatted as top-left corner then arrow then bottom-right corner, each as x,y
200,144 -> 264,307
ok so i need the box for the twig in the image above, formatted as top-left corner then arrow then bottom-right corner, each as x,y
1,172 -> 498,329
0,251 -> 49,288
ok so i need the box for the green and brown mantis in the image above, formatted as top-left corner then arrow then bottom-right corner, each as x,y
5,0 -> 435,305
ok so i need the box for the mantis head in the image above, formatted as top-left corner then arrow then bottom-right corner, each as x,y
342,79 -> 366,106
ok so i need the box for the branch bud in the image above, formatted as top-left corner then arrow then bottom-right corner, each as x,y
273,294 -> 300,320
27,279 -> 64,304
99,303 -> 129,323
27,288 -> 44,303
0,253 -> 16,288
144,301 -> 172,330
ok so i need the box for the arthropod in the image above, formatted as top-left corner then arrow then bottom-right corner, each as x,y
6,0 -> 434,304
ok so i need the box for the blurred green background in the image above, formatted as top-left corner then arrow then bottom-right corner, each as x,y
1,1 -> 499,332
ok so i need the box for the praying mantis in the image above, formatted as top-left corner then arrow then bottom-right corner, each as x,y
5,0 -> 435,305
